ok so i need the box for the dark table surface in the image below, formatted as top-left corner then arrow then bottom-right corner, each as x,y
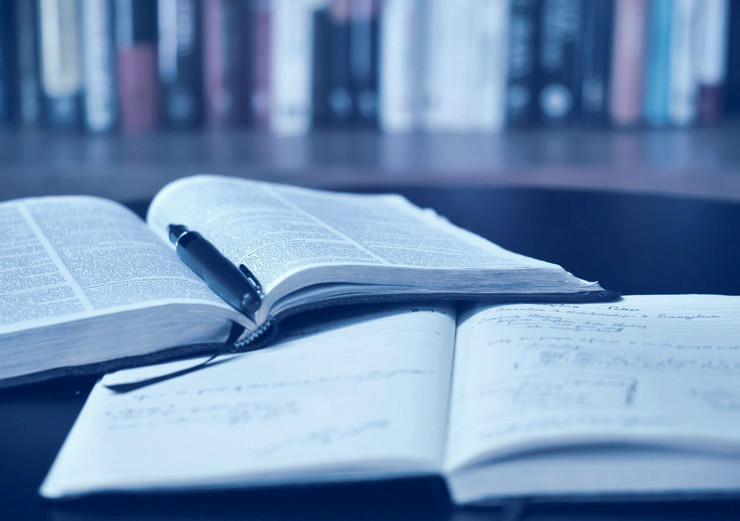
2,184 -> 740,521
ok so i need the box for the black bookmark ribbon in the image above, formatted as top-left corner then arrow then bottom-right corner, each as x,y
104,322 -> 246,394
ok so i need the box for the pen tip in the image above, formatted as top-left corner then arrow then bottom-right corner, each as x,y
168,224 -> 188,245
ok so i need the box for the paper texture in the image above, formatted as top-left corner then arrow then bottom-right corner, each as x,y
41,305 -> 456,498
446,295 -> 740,470
0,196 -> 229,335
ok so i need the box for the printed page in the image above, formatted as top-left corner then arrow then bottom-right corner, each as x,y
445,295 -> 740,471
147,176 -> 579,295
41,305 -> 457,498
0,196 -> 231,336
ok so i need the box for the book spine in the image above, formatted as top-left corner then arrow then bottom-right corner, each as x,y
423,0 -> 473,131
505,0 -> 539,127
537,0 -> 583,124
580,0 -> 613,123
349,0 -> 378,127
15,0 -> 41,126
323,0 -> 353,126
38,0 -> 82,130
667,0 -> 699,126
269,0 -> 322,135
81,0 -> 118,133
467,0 -> 509,132
202,0 -> 246,127
608,0 -> 647,127
250,0 -> 271,128
644,0 -> 672,127
158,0 -> 203,128
115,0 -> 159,132
725,1 -> 740,114
0,0 -> 15,126
310,5 -> 330,126
697,0 -> 729,123
378,0 -> 423,133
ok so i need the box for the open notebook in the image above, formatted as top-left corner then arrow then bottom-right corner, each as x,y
41,295 -> 740,504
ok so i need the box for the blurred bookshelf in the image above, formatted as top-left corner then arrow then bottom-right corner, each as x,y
1,0 -> 740,203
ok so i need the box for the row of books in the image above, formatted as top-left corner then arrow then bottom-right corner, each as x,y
0,0 -> 736,135
388,0 -> 736,131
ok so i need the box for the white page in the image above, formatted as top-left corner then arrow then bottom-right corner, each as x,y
0,196 -> 229,336
147,176 -> 579,295
448,446 -> 740,504
445,295 -> 740,471
41,304 -> 456,499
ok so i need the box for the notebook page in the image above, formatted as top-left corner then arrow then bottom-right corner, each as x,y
41,305 -> 456,498
445,295 -> 740,471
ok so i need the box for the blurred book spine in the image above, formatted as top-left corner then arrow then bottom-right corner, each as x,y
15,0 -> 40,126
38,0 -> 82,130
378,0 -> 424,133
580,0 -> 613,123
250,0 -> 272,128
467,0 -> 509,132
269,0 -> 322,135
726,0 -> 740,114
644,0 -> 672,127
0,0 -> 16,126
310,4 -> 330,126
115,0 -> 159,132
609,0 -> 647,127
537,0 -> 583,124
348,0 -> 378,127
506,0 -> 539,127
202,0 -> 246,127
697,0 -> 729,124
423,0 -> 473,131
326,0 -> 352,126
313,0 -> 352,127
81,0 -> 118,133
667,0 -> 699,126
158,0 -> 203,128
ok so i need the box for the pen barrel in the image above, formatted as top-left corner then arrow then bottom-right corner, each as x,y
176,231 -> 259,313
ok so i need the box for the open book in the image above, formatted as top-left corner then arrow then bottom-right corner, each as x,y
0,175 -> 608,387
41,295 -> 740,503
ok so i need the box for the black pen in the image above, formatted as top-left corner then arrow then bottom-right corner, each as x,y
168,224 -> 264,314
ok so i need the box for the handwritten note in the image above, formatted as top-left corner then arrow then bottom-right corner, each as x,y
475,375 -> 638,412
41,305 -> 456,498
445,295 -> 740,470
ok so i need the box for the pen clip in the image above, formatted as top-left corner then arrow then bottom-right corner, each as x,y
239,264 -> 265,299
